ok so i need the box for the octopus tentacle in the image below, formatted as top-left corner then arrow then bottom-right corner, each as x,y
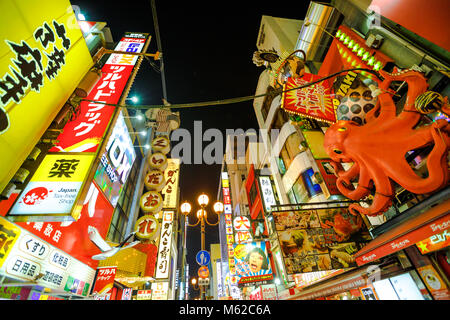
348,164 -> 393,216
395,120 -> 450,193
337,163 -> 372,200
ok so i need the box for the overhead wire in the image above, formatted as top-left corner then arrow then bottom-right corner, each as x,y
81,67 -> 383,110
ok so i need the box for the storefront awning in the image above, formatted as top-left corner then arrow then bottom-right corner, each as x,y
355,198 -> 450,266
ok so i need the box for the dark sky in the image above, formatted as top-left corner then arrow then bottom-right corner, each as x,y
73,0 -> 310,295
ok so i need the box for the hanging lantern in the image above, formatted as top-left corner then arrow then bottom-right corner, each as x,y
148,152 -> 168,171
144,169 -> 166,191
140,190 -> 163,213
151,135 -> 170,154
134,215 -> 159,239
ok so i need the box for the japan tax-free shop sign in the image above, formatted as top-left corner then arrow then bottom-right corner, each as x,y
9,153 -> 94,221
0,0 -> 94,194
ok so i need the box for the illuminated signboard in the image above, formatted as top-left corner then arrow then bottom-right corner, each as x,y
9,153 -> 94,220
155,211 -> 174,279
151,281 -> 169,300
258,176 -> 276,214
0,0 -> 93,194
416,229 -> 450,254
221,171 -> 237,283
92,266 -> 116,299
0,216 -> 95,296
50,33 -> 148,153
17,181 -> 115,269
162,158 -> 180,209
94,111 -> 136,206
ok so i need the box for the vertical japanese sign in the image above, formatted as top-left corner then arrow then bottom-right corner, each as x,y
221,171 -> 237,285
162,158 -> 180,209
281,73 -> 336,123
121,287 -> 132,300
0,0 -> 94,194
155,211 -> 174,279
50,33 -> 148,153
92,266 -> 116,299
0,216 -> 95,296
93,111 -> 136,207
9,153 -> 94,219
258,176 -> 276,214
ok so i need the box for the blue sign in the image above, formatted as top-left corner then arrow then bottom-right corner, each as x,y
196,250 -> 210,266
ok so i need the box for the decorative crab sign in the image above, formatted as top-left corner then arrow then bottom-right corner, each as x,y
323,69 -> 450,216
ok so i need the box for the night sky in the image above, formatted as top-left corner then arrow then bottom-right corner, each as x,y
73,0 -> 310,295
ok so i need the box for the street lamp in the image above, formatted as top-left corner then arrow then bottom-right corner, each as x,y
180,194 -> 223,300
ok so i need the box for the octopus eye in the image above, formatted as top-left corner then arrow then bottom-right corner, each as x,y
338,127 -> 347,132
333,149 -> 343,154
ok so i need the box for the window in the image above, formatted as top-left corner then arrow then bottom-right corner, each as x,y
277,132 -> 303,176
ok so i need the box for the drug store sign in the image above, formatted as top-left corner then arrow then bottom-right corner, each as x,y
0,217 -> 95,296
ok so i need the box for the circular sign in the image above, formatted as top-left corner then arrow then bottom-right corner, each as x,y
144,170 -> 166,191
148,152 -> 168,171
134,215 -> 159,239
151,135 -> 170,154
196,250 -> 211,266
139,191 -> 163,213
198,266 -> 209,279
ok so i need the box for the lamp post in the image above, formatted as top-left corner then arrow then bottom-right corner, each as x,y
180,194 -> 224,300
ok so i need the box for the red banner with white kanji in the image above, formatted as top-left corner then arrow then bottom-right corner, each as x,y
281,73 -> 336,123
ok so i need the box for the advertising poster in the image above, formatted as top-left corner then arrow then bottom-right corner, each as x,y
18,181 -> 115,269
273,206 -> 370,274
417,265 -> 450,300
232,241 -> 273,285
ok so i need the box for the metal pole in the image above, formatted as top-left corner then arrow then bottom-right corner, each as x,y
200,213 -> 205,300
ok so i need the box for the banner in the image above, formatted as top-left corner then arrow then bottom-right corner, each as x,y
273,205 -> 371,274
155,211 -> 174,279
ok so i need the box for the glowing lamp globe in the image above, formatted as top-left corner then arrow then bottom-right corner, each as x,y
196,209 -> 205,219
213,201 -> 224,214
197,194 -> 209,207
180,202 -> 192,216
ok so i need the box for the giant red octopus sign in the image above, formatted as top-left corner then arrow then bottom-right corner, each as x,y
323,69 -> 450,216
